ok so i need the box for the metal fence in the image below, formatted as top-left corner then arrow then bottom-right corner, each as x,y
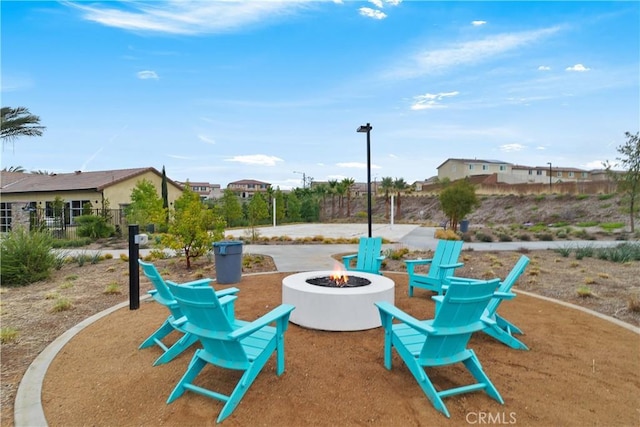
29,208 -> 126,240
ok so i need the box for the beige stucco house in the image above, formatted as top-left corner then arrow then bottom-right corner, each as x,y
0,167 -> 183,232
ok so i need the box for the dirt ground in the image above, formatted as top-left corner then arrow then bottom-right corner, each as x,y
2,249 -> 640,426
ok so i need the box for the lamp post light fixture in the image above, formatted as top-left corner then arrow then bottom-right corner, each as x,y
547,162 -> 552,192
357,123 -> 373,238
293,171 -> 306,189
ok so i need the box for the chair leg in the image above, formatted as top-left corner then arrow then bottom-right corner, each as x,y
152,332 -> 199,366
408,284 -> 414,297
463,351 -> 504,404
139,319 -> 173,349
167,351 -> 208,403
482,326 -> 529,350
495,314 -> 524,335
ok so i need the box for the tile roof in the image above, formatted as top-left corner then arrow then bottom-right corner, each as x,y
0,167 -> 180,194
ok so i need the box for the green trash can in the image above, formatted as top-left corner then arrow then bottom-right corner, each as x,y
213,240 -> 243,284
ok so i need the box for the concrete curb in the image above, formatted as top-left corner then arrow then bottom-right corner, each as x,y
14,268 -> 640,426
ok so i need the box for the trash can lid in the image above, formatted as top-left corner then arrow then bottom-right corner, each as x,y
213,240 -> 243,247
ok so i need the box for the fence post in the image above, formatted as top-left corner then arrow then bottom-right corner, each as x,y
129,224 -> 140,310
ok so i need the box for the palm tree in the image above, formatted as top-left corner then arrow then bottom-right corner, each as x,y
31,169 -> 54,175
312,183 -> 329,221
1,107 -> 46,148
1,165 -> 26,172
335,181 -> 348,217
380,177 -> 394,220
393,178 -> 409,220
328,180 -> 338,219
341,177 -> 355,217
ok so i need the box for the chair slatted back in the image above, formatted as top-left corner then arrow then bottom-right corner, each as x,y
420,278 -> 500,360
355,237 -> 383,272
166,281 -> 248,367
485,256 -> 529,316
429,240 -> 464,281
139,259 -> 184,319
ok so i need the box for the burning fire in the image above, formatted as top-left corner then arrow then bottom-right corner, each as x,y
330,264 -> 349,286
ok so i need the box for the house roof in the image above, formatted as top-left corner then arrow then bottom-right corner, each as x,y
0,167 -> 182,194
436,158 -> 511,169
228,179 -> 271,186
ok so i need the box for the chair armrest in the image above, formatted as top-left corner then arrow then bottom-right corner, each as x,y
229,304 -> 295,340
215,287 -> 240,298
219,295 -> 238,306
374,301 -> 436,335
493,291 -> 516,300
404,258 -> 433,266
439,262 -> 464,270
404,258 -> 433,275
342,254 -> 357,270
148,289 -> 158,296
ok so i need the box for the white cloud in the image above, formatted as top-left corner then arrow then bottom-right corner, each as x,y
411,91 -> 459,110
566,63 -> 590,72
385,26 -> 561,79
225,154 -> 283,166
499,143 -> 526,152
198,134 -> 215,145
472,20 -> 487,26
66,1 -> 310,35
137,70 -> 158,80
385,0 -> 402,5
538,65 -> 551,71
336,162 -> 381,169
168,154 -> 193,160
359,7 -> 386,19
369,0 -> 384,8
582,160 -> 606,169
536,146 -> 546,150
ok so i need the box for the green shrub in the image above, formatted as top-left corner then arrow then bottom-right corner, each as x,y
50,238 -> 92,248
597,193 -> 614,200
575,245 -> 595,260
497,233 -> 512,242
536,233 -> 554,241
474,232 -> 493,242
576,221 -> 599,228
0,327 -> 19,344
517,233 -> 531,241
1,228 -> 56,287
599,222 -> 625,232
554,246 -> 572,257
75,215 -> 115,239
595,243 -> 640,263
575,194 -> 589,200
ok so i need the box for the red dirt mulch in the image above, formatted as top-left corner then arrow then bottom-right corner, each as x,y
42,273 -> 640,426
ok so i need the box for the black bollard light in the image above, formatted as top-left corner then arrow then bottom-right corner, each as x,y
129,224 -> 140,310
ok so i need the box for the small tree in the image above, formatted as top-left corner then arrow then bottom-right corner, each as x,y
164,186 -> 225,269
605,131 -> 640,232
125,179 -> 165,230
439,179 -> 480,232
285,192 -> 302,222
274,188 -> 286,224
247,193 -> 269,236
218,189 -> 244,227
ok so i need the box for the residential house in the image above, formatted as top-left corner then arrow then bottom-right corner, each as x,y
0,167 -> 184,232
179,181 -> 222,200
227,179 -> 271,199
437,158 -> 512,182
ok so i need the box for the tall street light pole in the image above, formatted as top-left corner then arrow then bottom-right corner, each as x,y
293,171 -> 306,189
357,123 -> 373,238
547,162 -> 552,192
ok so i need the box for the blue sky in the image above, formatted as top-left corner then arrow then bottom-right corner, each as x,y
2,1 -> 639,190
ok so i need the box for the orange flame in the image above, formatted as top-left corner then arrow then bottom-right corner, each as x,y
330,264 -> 349,286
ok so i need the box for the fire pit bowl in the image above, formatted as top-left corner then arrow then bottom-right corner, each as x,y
282,271 -> 395,331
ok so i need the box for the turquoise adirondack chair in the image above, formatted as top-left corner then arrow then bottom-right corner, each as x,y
405,239 -> 464,296
375,278 -> 504,418
342,236 -> 385,274
166,280 -> 295,424
438,256 -> 530,350
482,255 -> 530,349
138,260 -> 239,366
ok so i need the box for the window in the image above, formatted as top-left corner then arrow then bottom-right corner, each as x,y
469,164 -> 474,170
536,170 -> 543,176
248,184 -> 255,189
482,165 -> 488,171
528,170 -> 533,175
69,200 -> 90,224
500,165 -> 506,171
557,171 -> 562,177
568,172 -> 574,178
0,202 -> 11,232
581,172 -> 588,178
